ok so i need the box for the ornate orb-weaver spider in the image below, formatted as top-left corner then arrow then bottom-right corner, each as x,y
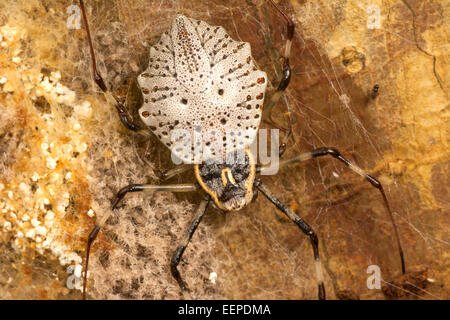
79,0 -> 405,300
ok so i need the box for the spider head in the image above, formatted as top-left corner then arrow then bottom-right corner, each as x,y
195,148 -> 256,211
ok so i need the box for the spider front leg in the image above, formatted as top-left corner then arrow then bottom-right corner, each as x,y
171,196 -> 211,299
262,0 -> 295,122
79,0 -> 142,132
280,147 -> 406,275
82,182 -> 199,299
154,164 -> 192,182
254,179 -> 326,300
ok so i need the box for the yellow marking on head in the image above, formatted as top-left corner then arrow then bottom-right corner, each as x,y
221,168 -> 236,186
195,164 -> 223,210
194,148 -> 256,211
244,149 -> 256,202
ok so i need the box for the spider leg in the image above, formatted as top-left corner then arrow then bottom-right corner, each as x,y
171,196 -> 211,298
154,164 -> 193,181
82,182 -> 199,299
254,179 -> 326,300
79,0 -> 142,132
280,147 -> 406,275
263,0 -> 295,121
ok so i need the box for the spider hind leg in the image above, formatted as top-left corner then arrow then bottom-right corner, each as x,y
280,147 -> 406,275
170,196 -> 211,299
255,179 -> 326,300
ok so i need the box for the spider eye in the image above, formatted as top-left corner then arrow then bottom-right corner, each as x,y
181,98 -> 188,104
218,89 -> 224,95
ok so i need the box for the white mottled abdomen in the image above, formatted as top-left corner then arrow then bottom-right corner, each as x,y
138,15 -> 267,163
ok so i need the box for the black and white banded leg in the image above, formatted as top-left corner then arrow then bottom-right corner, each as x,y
82,183 -> 199,299
80,0 -> 142,132
171,196 -> 211,299
280,147 -> 406,274
263,0 -> 295,121
255,179 -> 326,300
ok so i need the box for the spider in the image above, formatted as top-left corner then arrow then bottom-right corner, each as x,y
79,0 -> 406,300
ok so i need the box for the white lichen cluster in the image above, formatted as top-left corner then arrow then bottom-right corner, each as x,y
208,271 -> 218,284
0,22 -> 96,290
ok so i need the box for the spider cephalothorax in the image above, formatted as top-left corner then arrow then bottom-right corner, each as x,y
195,149 -> 256,211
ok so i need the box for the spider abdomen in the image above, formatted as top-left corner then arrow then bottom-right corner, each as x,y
137,15 -> 267,163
